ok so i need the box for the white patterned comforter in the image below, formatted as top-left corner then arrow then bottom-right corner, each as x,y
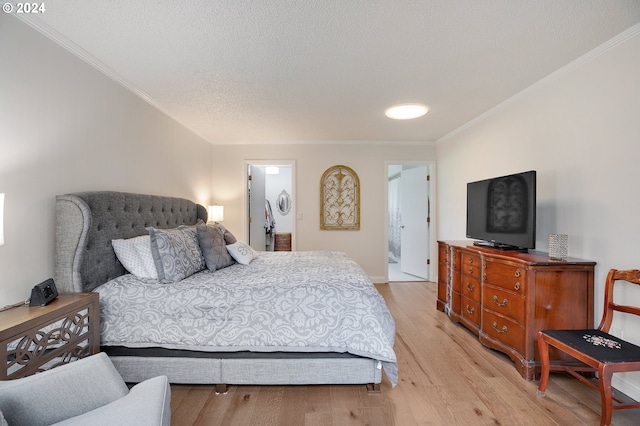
95,251 -> 397,385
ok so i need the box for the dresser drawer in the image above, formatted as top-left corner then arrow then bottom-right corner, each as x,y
451,249 -> 460,270
438,261 -> 448,282
461,296 -> 481,327
461,276 -> 481,303
437,278 -> 448,302
450,287 -> 461,313
451,270 -> 461,293
482,285 -> 525,324
482,310 -> 525,353
484,261 -> 526,294
438,244 -> 448,265
460,251 -> 481,280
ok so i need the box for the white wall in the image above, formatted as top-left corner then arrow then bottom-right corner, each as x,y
0,15 -> 213,307
211,143 -> 436,282
436,26 -> 640,397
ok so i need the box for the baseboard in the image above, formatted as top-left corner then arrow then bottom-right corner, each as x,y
613,374 -> 640,401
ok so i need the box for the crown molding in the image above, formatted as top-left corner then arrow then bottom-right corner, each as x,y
214,139 -> 435,146
15,14 -> 436,148
14,14 -> 211,143
437,23 -> 640,144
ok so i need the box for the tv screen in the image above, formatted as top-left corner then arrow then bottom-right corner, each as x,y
466,171 -> 536,250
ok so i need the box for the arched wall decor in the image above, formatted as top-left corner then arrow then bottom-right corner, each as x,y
320,165 -> 360,230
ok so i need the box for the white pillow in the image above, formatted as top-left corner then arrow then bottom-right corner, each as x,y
112,235 -> 158,280
226,241 -> 259,265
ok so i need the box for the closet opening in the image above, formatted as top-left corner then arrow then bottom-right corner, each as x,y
245,161 -> 295,252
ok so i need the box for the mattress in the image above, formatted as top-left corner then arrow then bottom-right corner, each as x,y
95,250 -> 398,385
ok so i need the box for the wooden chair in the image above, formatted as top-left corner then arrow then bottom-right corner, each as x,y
538,269 -> 640,426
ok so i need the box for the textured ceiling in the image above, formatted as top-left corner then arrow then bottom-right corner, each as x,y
20,1 -> 640,144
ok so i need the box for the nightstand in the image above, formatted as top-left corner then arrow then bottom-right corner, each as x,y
0,293 -> 99,380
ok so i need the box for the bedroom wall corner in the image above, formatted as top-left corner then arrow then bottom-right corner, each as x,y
435,26 -> 640,399
0,14 -> 213,307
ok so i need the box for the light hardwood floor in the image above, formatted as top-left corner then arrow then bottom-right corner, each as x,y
170,281 -> 640,425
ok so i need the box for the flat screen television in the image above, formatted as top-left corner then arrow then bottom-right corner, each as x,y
466,170 -> 536,251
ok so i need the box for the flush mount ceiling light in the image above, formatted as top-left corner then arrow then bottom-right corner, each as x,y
385,103 -> 429,120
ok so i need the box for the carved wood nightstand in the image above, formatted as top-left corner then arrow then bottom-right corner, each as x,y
0,293 -> 99,379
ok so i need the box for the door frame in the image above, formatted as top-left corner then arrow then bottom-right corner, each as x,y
243,160 -> 297,251
384,160 -> 437,283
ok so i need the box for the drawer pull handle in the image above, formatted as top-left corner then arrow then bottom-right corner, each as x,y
466,282 -> 475,292
514,269 -> 521,278
493,296 -> 508,307
483,262 -> 486,269
468,267 -> 474,274
467,257 -> 473,264
465,305 -> 475,314
514,282 -> 521,291
482,273 -> 486,282
492,322 -> 507,334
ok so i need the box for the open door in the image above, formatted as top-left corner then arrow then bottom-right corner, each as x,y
399,165 -> 429,279
248,165 -> 266,250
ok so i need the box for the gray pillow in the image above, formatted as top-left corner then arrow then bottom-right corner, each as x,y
212,223 -> 237,245
148,227 -> 205,283
196,224 -> 235,271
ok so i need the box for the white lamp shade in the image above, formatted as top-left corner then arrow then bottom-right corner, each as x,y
0,193 -> 4,246
208,205 -> 224,222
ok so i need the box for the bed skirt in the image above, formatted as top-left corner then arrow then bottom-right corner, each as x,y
103,347 -> 382,386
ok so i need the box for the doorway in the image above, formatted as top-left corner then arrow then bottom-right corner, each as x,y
387,163 -> 431,282
245,161 -> 295,251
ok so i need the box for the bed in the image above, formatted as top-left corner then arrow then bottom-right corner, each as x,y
54,191 -> 397,391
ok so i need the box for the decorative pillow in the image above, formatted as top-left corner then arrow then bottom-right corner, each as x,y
112,235 -> 158,280
226,241 -> 259,265
196,224 -> 235,271
224,230 -> 237,244
212,223 -> 237,245
147,227 -> 205,283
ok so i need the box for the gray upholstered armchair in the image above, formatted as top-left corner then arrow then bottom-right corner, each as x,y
0,352 -> 171,426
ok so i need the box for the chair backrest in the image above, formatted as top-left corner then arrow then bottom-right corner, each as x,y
598,269 -> 640,332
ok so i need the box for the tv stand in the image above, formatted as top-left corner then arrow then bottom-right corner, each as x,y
437,241 -> 595,380
472,240 -> 528,252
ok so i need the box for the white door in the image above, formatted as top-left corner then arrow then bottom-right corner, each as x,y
248,165 -> 266,250
400,166 -> 429,279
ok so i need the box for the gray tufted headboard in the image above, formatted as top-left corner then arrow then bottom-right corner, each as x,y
55,191 -> 207,293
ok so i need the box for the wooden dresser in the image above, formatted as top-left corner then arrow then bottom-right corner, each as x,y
274,232 -> 292,251
437,241 -> 595,380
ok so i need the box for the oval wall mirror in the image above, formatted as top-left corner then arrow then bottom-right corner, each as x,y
276,190 -> 291,215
